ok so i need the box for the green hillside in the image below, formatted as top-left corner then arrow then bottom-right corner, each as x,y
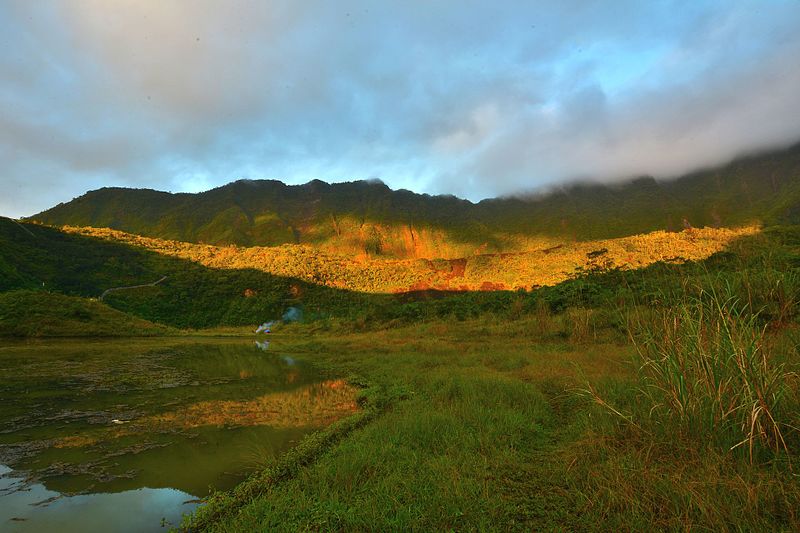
0,217 -> 355,329
31,143 -> 800,257
1,217 -> 576,330
3,215 -> 797,335
0,290 -> 171,336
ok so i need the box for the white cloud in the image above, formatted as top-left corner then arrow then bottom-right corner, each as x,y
0,0 -> 799,217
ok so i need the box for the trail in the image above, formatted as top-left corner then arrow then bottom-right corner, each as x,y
100,276 -> 167,301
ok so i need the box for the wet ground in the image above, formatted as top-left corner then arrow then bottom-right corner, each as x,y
0,338 -> 357,532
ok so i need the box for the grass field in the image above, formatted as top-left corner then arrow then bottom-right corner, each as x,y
0,290 -> 172,337
182,227 -> 800,530
186,311 -> 799,531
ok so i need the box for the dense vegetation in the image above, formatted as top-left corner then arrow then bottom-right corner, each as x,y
31,142 -> 800,257
0,216 -> 762,331
61,224 -> 755,293
0,217 -> 354,329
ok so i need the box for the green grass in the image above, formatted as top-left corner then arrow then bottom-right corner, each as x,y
186,380 -> 408,530
174,227 -> 800,531
0,290 -> 172,337
182,315 -> 800,531
624,284 -> 798,460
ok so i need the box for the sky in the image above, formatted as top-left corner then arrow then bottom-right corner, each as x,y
2,1 -> 800,218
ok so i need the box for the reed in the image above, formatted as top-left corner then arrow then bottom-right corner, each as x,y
627,281 -> 798,462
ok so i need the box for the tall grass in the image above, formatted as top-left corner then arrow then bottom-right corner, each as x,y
627,283 -> 798,462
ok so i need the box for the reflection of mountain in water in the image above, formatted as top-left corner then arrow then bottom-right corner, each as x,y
0,465 -> 197,533
145,379 -> 357,430
0,339 -> 352,512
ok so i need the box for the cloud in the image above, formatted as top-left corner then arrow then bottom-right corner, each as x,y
0,0 -> 799,217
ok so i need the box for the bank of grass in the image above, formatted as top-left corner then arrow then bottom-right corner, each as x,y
185,380 -> 409,530
183,307 -> 799,531
0,290 -> 173,337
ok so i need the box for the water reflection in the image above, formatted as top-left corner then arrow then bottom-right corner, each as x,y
0,339 -> 357,532
46,380 -> 357,450
0,464 -> 197,533
255,339 -> 270,351
144,379 -> 357,431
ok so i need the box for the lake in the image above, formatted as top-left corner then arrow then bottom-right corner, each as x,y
0,338 -> 357,532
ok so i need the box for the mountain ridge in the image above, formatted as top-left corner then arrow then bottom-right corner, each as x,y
31,142 -> 800,258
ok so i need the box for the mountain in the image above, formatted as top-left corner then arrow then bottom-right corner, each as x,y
31,143 -> 800,258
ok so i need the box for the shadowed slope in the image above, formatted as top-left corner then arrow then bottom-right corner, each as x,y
0,217 -> 786,333
0,290 -> 171,336
0,217 -> 363,329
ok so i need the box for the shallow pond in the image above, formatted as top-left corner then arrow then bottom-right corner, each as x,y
0,338 -> 357,532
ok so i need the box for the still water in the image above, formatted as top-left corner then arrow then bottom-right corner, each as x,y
0,338 -> 356,532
